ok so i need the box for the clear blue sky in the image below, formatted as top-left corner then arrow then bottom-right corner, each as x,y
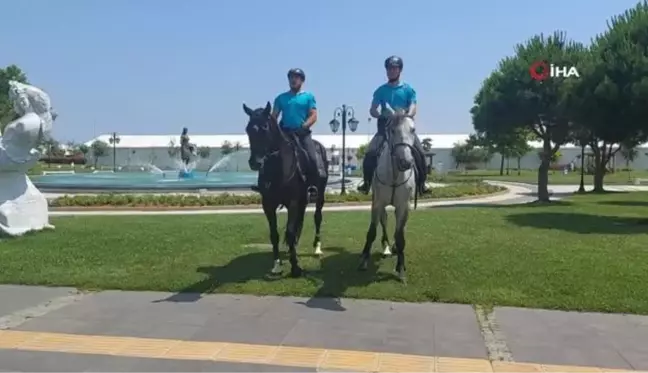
0,0 -> 639,143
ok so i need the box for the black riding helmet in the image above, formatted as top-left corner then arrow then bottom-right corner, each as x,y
287,68 -> 306,81
384,56 -> 403,70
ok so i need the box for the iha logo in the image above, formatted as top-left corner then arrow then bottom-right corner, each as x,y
529,61 -> 580,81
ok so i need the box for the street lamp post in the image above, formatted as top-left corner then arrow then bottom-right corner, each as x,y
329,105 -> 359,194
578,145 -> 586,193
108,132 -> 120,173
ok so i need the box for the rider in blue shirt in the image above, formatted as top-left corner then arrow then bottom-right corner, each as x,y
271,68 -> 325,201
357,56 -> 430,194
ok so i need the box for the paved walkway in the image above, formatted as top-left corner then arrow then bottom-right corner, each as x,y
0,285 -> 646,371
48,182 -> 535,216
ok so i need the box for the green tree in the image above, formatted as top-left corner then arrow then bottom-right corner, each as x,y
450,142 -> 483,171
220,141 -> 233,156
0,65 -> 28,132
563,1 -> 648,191
78,144 -> 90,159
41,138 -> 61,167
90,140 -> 108,168
197,146 -> 211,159
619,143 -> 638,170
356,143 -> 368,161
167,140 -> 179,158
472,31 -> 587,201
508,133 -> 533,175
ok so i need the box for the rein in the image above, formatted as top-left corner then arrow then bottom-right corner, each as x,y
255,116 -> 299,188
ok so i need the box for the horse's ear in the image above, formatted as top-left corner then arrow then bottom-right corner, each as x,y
264,101 -> 272,115
242,103 -> 254,117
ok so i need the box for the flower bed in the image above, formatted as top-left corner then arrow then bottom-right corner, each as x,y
49,183 -> 505,209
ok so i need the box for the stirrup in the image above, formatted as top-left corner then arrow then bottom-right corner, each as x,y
307,186 -> 318,201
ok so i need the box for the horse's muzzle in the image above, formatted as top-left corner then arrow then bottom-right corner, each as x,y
248,159 -> 261,171
397,159 -> 413,171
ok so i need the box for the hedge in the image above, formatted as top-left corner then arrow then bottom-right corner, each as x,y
49,183 -> 505,208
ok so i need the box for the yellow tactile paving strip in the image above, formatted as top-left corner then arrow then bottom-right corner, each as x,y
0,330 -> 635,372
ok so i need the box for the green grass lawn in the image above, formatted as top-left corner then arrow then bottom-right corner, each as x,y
2,192 -> 648,313
433,169 -> 648,185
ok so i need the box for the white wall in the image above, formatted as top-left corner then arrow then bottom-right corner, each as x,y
90,146 -> 648,171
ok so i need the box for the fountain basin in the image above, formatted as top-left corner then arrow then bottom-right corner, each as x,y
31,171 -> 346,193
178,170 -> 194,179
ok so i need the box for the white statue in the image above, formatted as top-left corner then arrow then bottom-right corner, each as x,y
0,81 -> 56,237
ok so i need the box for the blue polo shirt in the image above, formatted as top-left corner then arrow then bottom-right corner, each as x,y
372,82 -> 416,115
273,90 -> 317,130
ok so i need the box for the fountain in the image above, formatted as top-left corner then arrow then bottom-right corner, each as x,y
207,150 -> 248,174
177,127 -> 196,179
0,81 -> 56,236
147,164 -> 164,174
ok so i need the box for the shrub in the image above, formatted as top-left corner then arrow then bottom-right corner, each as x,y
39,156 -> 87,165
49,183 -> 505,208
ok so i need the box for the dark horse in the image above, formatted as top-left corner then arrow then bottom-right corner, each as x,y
243,102 -> 329,277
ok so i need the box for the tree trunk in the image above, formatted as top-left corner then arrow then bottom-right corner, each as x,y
499,155 -> 505,175
537,159 -> 550,202
517,157 -> 521,175
506,158 -> 510,175
593,167 -> 605,192
593,149 -> 606,193
537,141 -> 552,202
591,144 -> 608,193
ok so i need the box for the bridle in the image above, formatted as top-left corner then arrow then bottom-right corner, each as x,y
247,113 -> 299,186
372,114 -> 419,207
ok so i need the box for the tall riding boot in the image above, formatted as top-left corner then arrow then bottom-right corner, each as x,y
306,165 -> 319,202
358,154 -> 376,194
414,151 -> 430,194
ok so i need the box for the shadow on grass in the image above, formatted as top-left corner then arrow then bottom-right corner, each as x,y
154,245 -> 395,311
426,200 -> 574,210
296,246 -> 395,312
506,212 -> 648,234
598,200 -> 648,207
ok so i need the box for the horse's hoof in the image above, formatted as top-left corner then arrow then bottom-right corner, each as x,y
290,266 -> 303,278
358,260 -> 369,271
314,242 -> 323,256
395,267 -> 406,283
270,260 -> 282,274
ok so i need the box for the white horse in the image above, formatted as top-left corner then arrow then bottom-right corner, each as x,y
358,105 -> 417,283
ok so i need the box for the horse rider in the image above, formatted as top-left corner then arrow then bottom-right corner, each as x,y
357,56 -> 430,195
266,68 -> 325,201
